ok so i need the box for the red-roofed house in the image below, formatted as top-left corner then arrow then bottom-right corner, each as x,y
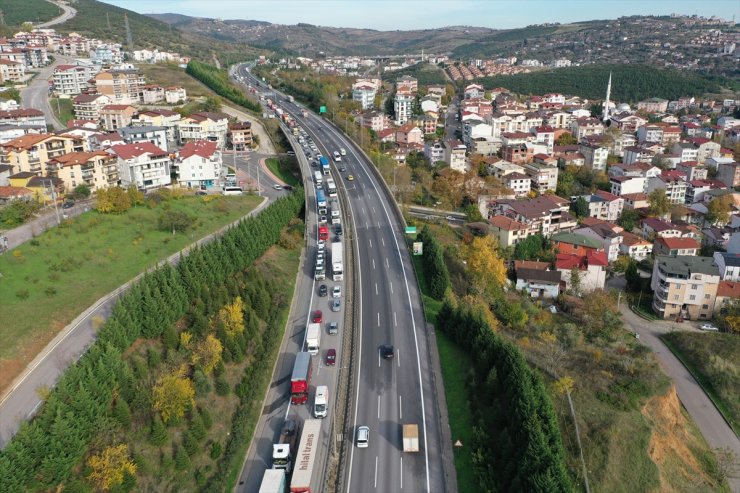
110,142 -> 171,190
489,215 -> 528,247
395,124 -> 423,145
46,150 -> 119,192
0,185 -> 33,203
619,231 -> 653,260
177,112 -> 229,147
175,140 -> 222,188
642,218 -> 682,239
653,237 -> 700,257
555,251 -> 608,293
714,281 -> 740,315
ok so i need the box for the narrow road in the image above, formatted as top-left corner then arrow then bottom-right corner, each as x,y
37,0 -> 77,28
1,200 -> 91,251
20,55 -> 77,131
619,305 -> 740,491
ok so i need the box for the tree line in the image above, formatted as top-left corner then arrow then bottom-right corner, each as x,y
418,225 -> 451,299
479,64 -> 737,102
436,297 -> 573,492
186,60 -> 261,113
0,190 -> 304,491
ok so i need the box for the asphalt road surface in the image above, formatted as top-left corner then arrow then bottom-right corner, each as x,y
20,55 -> 77,131
235,65 -> 450,492
36,0 -> 77,28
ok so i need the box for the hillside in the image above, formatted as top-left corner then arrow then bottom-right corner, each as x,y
477,64 -> 739,103
144,14 -> 496,57
0,0 -> 60,27
52,0 -> 264,65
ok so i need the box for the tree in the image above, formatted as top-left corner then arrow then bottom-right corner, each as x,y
214,297 -> 245,339
149,418 -> 168,446
95,187 -> 132,214
705,195 -> 732,226
462,236 -> 507,296
555,132 -> 577,145
152,366 -> 195,423
191,334 -> 223,374
617,208 -> 640,232
625,261 -> 642,291
158,210 -> 193,234
127,185 -> 145,206
87,444 -> 137,491
647,189 -> 671,217
569,267 -> 583,296
554,376 -> 575,395
72,184 -> 91,199
572,196 -> 589,218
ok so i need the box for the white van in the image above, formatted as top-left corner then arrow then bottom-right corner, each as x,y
314,385 -> 328,418
223,186 -> 244,196
340,148 -> 347,156
314,170 -> 323,185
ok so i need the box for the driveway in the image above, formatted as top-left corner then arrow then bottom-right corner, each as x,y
619,305 -> 740,490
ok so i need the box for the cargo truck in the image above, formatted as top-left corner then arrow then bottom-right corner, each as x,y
259,469 -> 287,493
289,419 -> 322,493
331,241 -> 343,281
272,419 -> 300,472
402,424 -> 420,452
306,323 -> 321,355
290,352 -> 312,405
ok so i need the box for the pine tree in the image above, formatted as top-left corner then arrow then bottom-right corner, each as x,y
114,398 -> 132,428
149,418 -> 167,447
174,444 -> 190,470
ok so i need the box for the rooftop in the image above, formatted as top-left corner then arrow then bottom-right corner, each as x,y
656,255 -> 719,278
552,232 -> 602,250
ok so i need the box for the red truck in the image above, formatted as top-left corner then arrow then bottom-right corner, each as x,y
291,352 -> 312,405
318,226 -> 328,241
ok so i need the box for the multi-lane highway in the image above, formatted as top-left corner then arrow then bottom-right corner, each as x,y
234,65 -> 450,492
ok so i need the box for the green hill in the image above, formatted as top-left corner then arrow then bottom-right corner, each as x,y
0,0 -> 60,27
54,0 -> 263,65
477,64 -> 739,102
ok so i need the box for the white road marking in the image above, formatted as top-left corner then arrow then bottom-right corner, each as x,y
362,207 -> 366,215
399,395 -> 403,420
374,456 -> 379,488
369,239 -> 372,248
366,221 -> 369,230
378,221 -> 381,229
397,348 -> 401,367
372,258 -> 375,269
372,207 -> 376,214
386,258 -> 389,269
390,282 -> 394,294
394,311 -> 397,327
375,283 -> 378,295
378,395 -> 381,419
377,312 -> 380,327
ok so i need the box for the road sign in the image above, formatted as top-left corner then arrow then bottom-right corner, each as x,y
319,106 -> 327,114
413,242 -> 423,256
405,226 -> 417,234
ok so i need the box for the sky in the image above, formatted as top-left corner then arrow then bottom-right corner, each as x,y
104,0 -> 738,30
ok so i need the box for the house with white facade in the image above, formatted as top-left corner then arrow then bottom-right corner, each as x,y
175,140 -> 222,189
178,112 -> 229,147
713,252 -> 740,281
110,142 -> 171,190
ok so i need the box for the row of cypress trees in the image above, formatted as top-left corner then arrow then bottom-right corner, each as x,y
0,191 -> 304,491
185,60 -> 262,113
418,225 -> 450,299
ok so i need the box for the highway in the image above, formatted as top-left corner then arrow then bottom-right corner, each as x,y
235,65 -> 450,492
36,0 -> 77,28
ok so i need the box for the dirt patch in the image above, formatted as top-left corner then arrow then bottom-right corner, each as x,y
0,334 -> 59,396
642,385 -> 713,491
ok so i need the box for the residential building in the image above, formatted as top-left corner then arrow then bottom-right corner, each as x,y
8,173 -> 63,203
92,69 -> 145,104
141,85 -> 165,104
524,161 -> 558,193
642,218 -> 682,239
100,105 -> 137,131
394,93 -> 413,125
73,93 -> 111,121
556,251 -> 608,293
0,59 -> 25,83
396,75 -> 417,94
647,172 -> 687,205
619,231 -> 653,260
570,117 -> 604,140
502,142 -> 533,165
651,256 -> 719,320
552,232 -> 603,256
228,122 -> 252,151
0,133 -> 80,175
489,215 -> 528,247
0,109 -> 46,127
164,87 -> 187,104
623,145 -> 657,165
0,185 -> 33,203
110,142 -> 171,190
51,64 -> 96,96
464,83 -> 484,100
424,141 -> 445,164
716,161 -> 739,188
610,175 -> 646,196
445,140 -> 467,172
178,112 -> 229,147
175,140 -> 222,189
502,172 -> 531,197
622,192 -> 649,210
713,252 -> 740,281
396,124 -> 423,145
574,223 -> 624,262
352,82 -> 376,110
491,195 -> 576,237
675,161 -> 708,181
579,143 -> 608,171
118,125 -> 169,151
515,267 -> 561,298
46,150 -> 118,192
653,237 -> 700,257
132,109 -> 181,143
714,281 -> 740,315
358,110 -> 390,132
637,97 -> 669,113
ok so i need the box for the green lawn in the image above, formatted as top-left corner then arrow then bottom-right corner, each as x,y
661,332 -> 740,436
50,97 -> 74,126
0,0 -> 60,26
265,157 -> 301,186
0,195 -> 261,389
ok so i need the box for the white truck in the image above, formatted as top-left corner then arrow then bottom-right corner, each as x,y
331,241 -> 343,281
259,469 -> 286,493
290,419 -> 321,493
306,323 -> 321,355
402,424 -> 420,452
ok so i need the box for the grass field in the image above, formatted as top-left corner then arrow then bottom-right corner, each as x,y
50,97 -> 74,126
661,331 -> 740,436
265,157 -> 301,186
0,0 -> 60,26
0,194 -> 261,392
137,62 -> 214,100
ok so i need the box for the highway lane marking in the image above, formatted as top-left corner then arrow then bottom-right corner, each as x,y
374,456 -> 378,488
378,395 -> 381,419
386,258 -> 390,269
394,311 -> 397,327
400,457 -> 404,489
377,221 -> 381,229
377,312 -> 380,327
375,283 -> 378,295
369,239 -> 372,248
372,206 -> 376,214
381,237 -> 385,247
372,258 -> 375,269
390,283 -> 394,295
397,348 -> 401,367
363,207 -> 366,215
399,395 -> 403,420
366,221 -> 369,230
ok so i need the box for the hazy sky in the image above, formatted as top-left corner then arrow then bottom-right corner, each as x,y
104,0 -> 738,30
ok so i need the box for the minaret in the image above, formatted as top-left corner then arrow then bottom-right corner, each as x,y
603,71 -> 612,123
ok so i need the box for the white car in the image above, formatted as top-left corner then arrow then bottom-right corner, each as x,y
699,324 -> 719,332
273,184 -> 283,190
332,286 -> 342,298
332,217 -> 341,225
317,240 -> 325,251
356,426 -> 369,448
331,209 -> 340,218
319,215 -> 327,224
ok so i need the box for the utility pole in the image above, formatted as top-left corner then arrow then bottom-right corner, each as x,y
124,13 -> 133,52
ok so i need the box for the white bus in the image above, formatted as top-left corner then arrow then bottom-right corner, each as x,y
313,170 -> 323,185
326,179 -> 337,198
332,151 -> 341,162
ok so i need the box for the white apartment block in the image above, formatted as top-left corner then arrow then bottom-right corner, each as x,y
394,93 -> 413,125
110,142 -> 171,190
52,64 -> 96,96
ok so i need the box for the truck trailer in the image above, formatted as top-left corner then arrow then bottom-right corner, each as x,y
289,419 -> 322,493
259,469 -> 287,493
331,241 -> 343,281
402,424 -> 420,452
290,352 -> 312,405
306,323 -> 321,355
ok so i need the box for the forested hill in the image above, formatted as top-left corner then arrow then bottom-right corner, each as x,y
477,64 -> 739,102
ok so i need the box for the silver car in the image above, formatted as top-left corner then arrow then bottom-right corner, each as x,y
331,298 -> 340,312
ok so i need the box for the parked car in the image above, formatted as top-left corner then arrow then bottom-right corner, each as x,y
62,201 -> 75,209
347,175 -> 354,181
699,324 -> 719,332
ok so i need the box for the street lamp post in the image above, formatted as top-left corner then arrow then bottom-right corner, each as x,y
42,179 -> 61,226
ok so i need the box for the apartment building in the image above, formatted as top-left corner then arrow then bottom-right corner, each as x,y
100,105 -> 137,131
165,87 -> 187,104
396,75 -> 417,94
445,140 -> 467,172
118,125 -> 169,151
0,59 -> 25,83
646,172 -> 688,204
52,64 -> 96,96
132,109 -> 181,143
653,237 -> 700,257
491,195 -> 576,237
358,110 -> 391,132
0,133 -> 81,175
73,93 -> 112,121
394,93 -> 414,125
228,122 -> 252,151
610,175 -> 646,196
352,83 -> 377,110
556,251 -> 608,293
178,112 -> 229,147
110,142 -> 171,190
93,69 -> 145,105
619,231 -> 653,260
637,97 -> 669,113
175,140 -> 222,189
489,215 -> 529,247
716,161 -> 739,188
524,161 -> 558,193
46,150 -> 118,192
0,108 -> 46,127
651,256 -> 719,320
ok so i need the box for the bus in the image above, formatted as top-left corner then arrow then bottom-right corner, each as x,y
313,171 -> 322,185
316,189 -> 327,208
332,151 -> 341,162
326,179 -> 337,198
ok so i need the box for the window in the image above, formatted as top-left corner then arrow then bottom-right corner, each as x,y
672,295 -> 679,301
689,295 -> 696,301
702,304 -> 709,309
704,294 -> 710,299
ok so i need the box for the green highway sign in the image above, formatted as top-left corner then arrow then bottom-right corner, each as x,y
319,106 -> 327,114
405,226 -> 417,234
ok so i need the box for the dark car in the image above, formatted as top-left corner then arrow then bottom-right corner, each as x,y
335,224 -> 343,236
195,190 -> 208,196
62,201 -> 75,209
325,348 -> 336,366
380,345 -> 394,359
318,284 -> 328,297
339,166 -> 347,172
312,310 -> 323,323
